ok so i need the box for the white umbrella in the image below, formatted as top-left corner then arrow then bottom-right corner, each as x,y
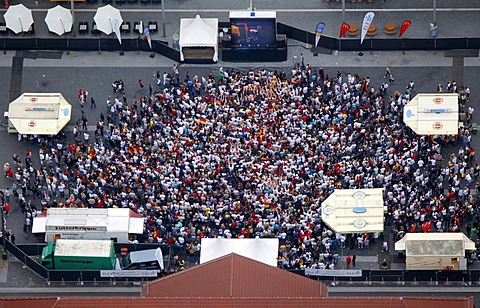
4,4 -> 34,34
44,5 -> 73,36
93,4 -> 123,35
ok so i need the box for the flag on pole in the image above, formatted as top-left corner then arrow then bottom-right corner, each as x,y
339,23 -> 350,38
314,22 -> 325,47
112,19 -> 122,45
144,26 -> 152,49
399,20 -> 412,37
360,12 -> 375,44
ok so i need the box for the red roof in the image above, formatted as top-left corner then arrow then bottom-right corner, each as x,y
142,253 -> 327,298
0,296 -> 474,308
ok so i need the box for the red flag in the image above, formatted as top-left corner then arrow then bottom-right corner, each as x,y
399,20 -> 412,37
339,23 -> 350,38
199,117 -> 207,125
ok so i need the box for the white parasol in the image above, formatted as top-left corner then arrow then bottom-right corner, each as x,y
93,4 -> 123,35
44,5 -> 73,36
4,4 -> 34,34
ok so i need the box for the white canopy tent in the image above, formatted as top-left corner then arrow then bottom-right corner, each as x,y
179,15 -> 218,62
200,238 -> 278,267
321,188 -> 386,233
6,93 -> 71,135
403,93 -> 459,135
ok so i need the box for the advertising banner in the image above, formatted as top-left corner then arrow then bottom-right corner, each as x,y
360,12 -> 375,44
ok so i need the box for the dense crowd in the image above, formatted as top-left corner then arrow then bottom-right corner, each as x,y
3,63 -> 478,270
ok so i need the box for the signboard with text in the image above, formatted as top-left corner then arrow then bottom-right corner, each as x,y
304,268 -> 362,277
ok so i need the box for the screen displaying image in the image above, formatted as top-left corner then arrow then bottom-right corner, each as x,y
230,18 -> 276,48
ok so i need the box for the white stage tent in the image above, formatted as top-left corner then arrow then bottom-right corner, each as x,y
200,238 -> 278,267
179,15 -> 218,62
403,93 -> 459,135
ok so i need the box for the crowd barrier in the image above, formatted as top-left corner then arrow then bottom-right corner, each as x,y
277,22 -> 480,51
0,37 -> 180,61
290,268 -> 479,284
0,23 -> 476,63
4,240 -> 480,283
4,240 -> 48,279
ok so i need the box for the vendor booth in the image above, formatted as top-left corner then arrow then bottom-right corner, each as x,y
321,188 -> 386,233
395,233 -> 475,270
5,92 -> 71,135
200,238 -> 278,267
179,15 -> 218,63
32,208 -> 144,243
403,93 -> 459,135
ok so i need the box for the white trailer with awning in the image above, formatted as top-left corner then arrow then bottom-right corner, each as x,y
6,92 -> 71,135
395,233 -> 475,270
32,208 -> 144,243
321,188 -> 386,233
403,93 -> 459,135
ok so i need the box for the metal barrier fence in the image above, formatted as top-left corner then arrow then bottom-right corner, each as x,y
4,239 -> 480,284
290,268 -> 479,284
0,37 -> 180,61
4,240 -> 48,279
276,22 -> 480,51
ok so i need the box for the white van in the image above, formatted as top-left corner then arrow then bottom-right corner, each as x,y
116,247 -> 164,271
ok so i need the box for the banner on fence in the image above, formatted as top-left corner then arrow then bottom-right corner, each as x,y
100,270 -> 158,278
305,268 -> 362,277
314,22 -> 325,47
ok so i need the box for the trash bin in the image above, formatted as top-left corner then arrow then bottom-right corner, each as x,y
430,23 -> 438,37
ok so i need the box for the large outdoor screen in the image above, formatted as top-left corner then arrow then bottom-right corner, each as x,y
230,18 -> 276,49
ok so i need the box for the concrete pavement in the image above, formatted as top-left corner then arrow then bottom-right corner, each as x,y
1,0 -> 478,43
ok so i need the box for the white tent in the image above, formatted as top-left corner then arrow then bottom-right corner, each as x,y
403,93 -> 459,135
200,238 -> 278,267
179,15 -> 218,62
6,93 -> 71,135
321,188 -> 386,233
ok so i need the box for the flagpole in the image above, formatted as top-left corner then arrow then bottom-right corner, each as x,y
341,0 -> 345,24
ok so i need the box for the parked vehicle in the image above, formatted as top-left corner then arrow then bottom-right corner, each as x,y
41,239 -> 116,270
116,247 -> 164,271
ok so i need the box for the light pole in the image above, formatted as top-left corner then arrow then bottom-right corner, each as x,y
70,0 -> 76,37
161,0 -> 166,38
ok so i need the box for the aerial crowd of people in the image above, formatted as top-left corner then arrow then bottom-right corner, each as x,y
2,62 -> 478,270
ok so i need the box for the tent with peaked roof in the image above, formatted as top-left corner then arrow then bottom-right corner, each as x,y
179,15 -> 218,62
